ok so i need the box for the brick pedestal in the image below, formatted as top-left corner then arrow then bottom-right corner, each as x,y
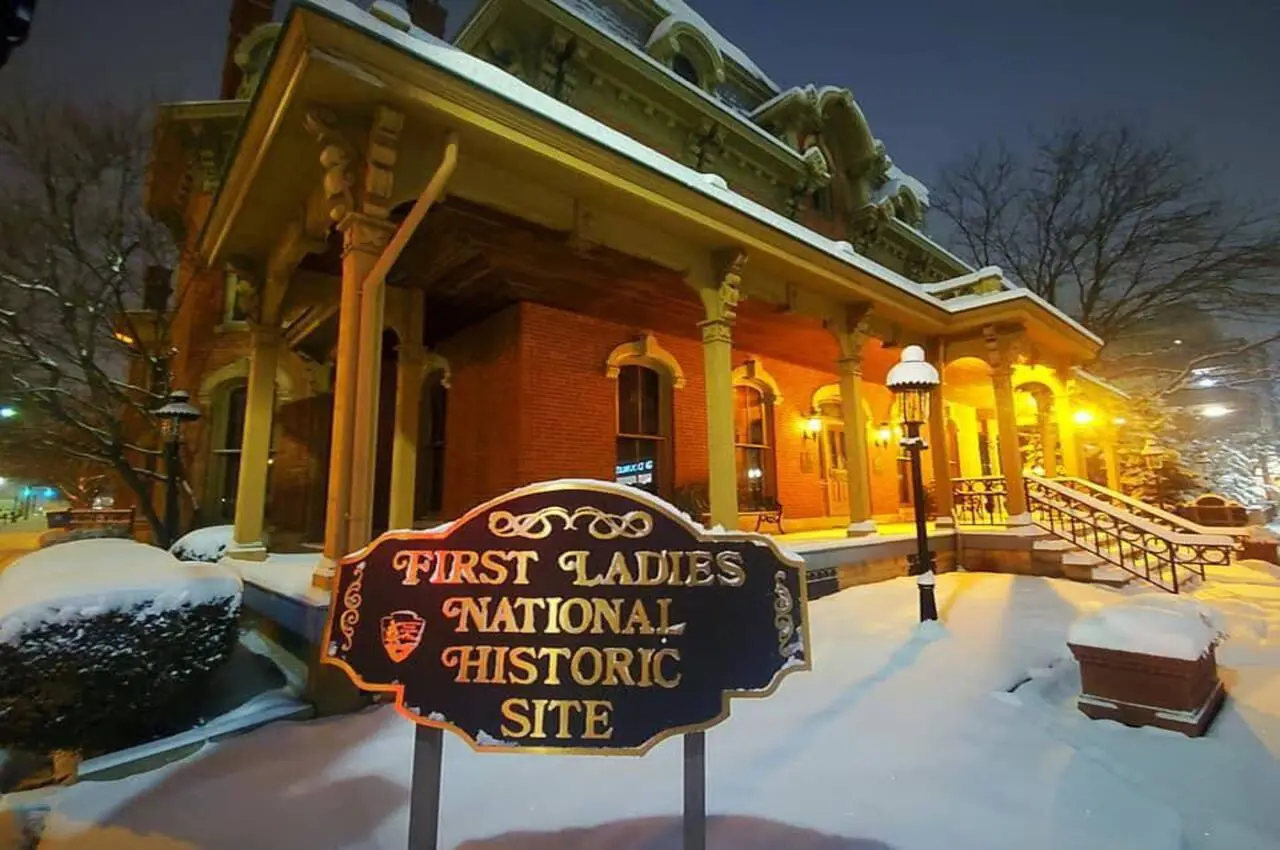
1068,643 -> 1225,737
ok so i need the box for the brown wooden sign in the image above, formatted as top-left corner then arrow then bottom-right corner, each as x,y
321,480 -> 810,755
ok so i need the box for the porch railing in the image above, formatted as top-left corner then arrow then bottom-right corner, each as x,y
952,476 -> 1009,526
1025,475 -> 1234,593
1053,476 -> 1253,546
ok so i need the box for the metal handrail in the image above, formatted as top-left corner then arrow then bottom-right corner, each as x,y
952,476 -> 1008,526
1053,476 -> 1253,542
1025,475 -> 1233,593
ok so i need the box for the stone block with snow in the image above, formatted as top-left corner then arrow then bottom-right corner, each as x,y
1067,597 -> 1226,737
169,524 -> 235,563
0,538 -> 243,757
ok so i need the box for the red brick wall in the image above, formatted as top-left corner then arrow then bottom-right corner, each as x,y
269,393 -> 332,543
497,301 -> 909,523
436,304 -> 525,517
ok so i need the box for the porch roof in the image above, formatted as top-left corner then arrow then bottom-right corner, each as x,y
199,0 -> 1101,363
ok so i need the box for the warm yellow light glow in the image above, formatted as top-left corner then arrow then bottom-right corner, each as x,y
1072,409 -> 1095,426
804,416 -> 823,435
113,331 -> 135,345
876,425 -> 893,443
1112,416 -> 1127,426
1201,404 -> 1233,419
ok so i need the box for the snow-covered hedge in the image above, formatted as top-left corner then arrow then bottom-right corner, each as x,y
0,539 -> 243,756
169,524 -> 234,563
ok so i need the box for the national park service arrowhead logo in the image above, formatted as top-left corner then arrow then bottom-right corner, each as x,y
381,610 -> 426,663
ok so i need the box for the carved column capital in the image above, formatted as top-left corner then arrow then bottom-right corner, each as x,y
693,247 -> 747,325
983,324 -> 1023,377
827,301 -> 874,363
698,318 -> 733,345
338,212 -> 397,259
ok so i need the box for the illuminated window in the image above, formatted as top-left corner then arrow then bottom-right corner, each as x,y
672,53 -> 699,85
734,385 -> 775,511
616,365 -> 670,496
223,272 -> 249,324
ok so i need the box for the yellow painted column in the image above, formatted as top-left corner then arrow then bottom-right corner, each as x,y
1056,402 -> 1084,478
1038,393 -> 1059,477
700,316 -> 739,529
228,325 -> 280,561
346,229 -> 392,550
693,250 -> 745,531
991,365 -> 1030,520
927,342 -> 954,526
318,214 -> 393,587
837,356 -> 876,535
388,341 -> 426,531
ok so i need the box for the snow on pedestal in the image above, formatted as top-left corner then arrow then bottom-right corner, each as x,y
1067,597 -> 1227,737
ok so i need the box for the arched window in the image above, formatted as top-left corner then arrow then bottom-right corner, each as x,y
616,364 -> 670,496
415,374 -> 448,518
734,385 -> 775,511
671,53 -> 699,86
212,383 -> 248,522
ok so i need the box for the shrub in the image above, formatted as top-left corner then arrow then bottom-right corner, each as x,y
168,524 -> 234,563
0,539 -> 242,756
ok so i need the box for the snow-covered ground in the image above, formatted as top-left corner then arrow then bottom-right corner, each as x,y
18,570 -> 1280,849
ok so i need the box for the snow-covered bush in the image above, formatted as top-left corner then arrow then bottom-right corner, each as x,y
168,524 -> 234,563
0,539 -> 242,756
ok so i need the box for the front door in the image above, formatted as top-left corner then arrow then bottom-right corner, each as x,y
820,422 -> 849,517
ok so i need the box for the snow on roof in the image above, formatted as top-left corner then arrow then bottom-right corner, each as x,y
1071,366 -> 1133,400
922,265 -> 1006,296
0,538 -> 242,644
297,0 -> 1099,347
1068,596 -> 1226,661
543,0 -> 800,163
647,0 -> 779,90
873,164 -> 931,208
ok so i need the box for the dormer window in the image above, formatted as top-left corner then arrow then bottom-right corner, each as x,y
672,53 -> 699,86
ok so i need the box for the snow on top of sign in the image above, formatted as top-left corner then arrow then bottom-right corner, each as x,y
0,538 -> 242,644
1068,596 -> 1226,661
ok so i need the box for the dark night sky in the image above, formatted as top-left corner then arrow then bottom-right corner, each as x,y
6,0 -> 1278,209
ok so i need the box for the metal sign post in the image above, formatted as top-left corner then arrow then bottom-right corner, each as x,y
321,480 -> 808,849
684,731 -> 706,850
407,726 -> 444,850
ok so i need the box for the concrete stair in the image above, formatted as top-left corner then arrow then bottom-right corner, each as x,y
1030,534 -> 1133,588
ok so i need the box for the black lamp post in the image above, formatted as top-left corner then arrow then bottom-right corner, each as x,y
154,389 -> 201,547
886,344 -> 941,622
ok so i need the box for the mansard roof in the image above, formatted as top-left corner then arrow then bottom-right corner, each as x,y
532,2 -> 936,231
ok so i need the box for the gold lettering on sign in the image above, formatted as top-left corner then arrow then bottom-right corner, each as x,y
440,596 -> 679,636
488,506 -> 654,540
394,549 -> 538,586
441,644 -> 683,689
337,562 -> 365,651
499,698 -> 616,741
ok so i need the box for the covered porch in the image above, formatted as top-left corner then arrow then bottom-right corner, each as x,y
195,2 -> 1104,605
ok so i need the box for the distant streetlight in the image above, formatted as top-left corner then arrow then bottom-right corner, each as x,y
0,406 -> 16,419
886,344 -> 941,623
154,390 -> 202,547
